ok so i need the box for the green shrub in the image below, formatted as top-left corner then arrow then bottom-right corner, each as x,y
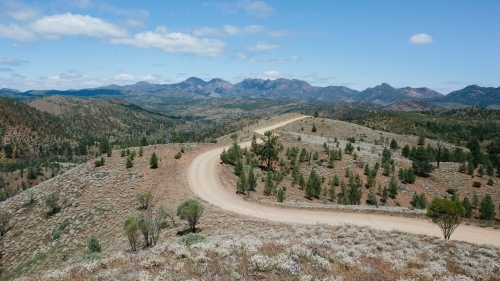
174,151 -> 182,159
51,230 -> 62,240
487,178 -> 494,186
86,236 -> 101,254
181,233 -> 207,246
83,252 -> 104,262
472,181 -> 481,188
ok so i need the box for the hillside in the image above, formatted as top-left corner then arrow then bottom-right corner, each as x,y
383,100 -> 445,112
434,85 -> 500,108
1,116 -> 499,281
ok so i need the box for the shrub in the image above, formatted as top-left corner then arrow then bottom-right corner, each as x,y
44,192 -> 60,216
52,230 -> 63,240
472,181 -> 481,188
126,157 -> 133,168
86,236 -> 102,254
446,188 -> 456,195
487,178 -> 494,186
177,199 -> 204,233
174,151 -> 182,159
182,233 -> 207,246
124,215 -> 139,251
137,191 -> 153,209
95,157 -> 105,167
120,150 -> 126,157
311,124 -> 317,132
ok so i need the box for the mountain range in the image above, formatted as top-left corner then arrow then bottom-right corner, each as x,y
1,77 -> 499,109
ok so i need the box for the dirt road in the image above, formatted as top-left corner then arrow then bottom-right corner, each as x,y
187,115 -> 500,247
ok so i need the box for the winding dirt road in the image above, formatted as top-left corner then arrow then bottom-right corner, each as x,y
187,115 -> 500,247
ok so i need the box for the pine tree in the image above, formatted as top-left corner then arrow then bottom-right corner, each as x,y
126,157 -> 133,168
247,169 -> 257,191
236,171 -> 247,194
327,152 -> 335,168
328,179 -> 336,202
332,174 -> 340,186
298,173 -> 305,189
367,187 -> 377,206
479,194 -> 496,220
389,176 -> 398,199
234,160 -> 243,176
348,174 -> 362,205
305,169 -> 321,199
149,152 -> 158,169
461,197 -> 473,218
264,172 -> 274,196
382,186 -> 389,203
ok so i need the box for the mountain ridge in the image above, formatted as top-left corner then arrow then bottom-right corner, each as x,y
1,77 -> 499,108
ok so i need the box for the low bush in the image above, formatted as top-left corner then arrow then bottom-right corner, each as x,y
181,233 -> 207,246
472,181 -> 481,188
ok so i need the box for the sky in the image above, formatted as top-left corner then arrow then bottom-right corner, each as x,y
0,0 -> 498,93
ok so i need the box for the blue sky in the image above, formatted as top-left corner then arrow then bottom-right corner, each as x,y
0,0 -> 498,93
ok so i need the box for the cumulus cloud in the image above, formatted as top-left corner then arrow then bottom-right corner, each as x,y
409,33 -> 434,44
29,13 -> 129,39
247,42 -> 280,52
110,26 -> 227,56
3,0 -> 43,21
0,23 -> 37,42
0,56 -> 29,66
0,70 -> 164,91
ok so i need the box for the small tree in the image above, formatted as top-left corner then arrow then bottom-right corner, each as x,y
259,131 -> 283,171
390,139 -> 398,150
305,169 -> 321,199
137,192 -> 153,209
367,187 -> 377,206
389,176 -> 398,199
412,146 -> 434,176
236,171 -> 247,194
150,152 -> 158,169
461,197 -> 473,218
86,235 -> 102,254
177,199 -> 204,233
277,187 -> 286,202
124,215 -> 139,251
248,168 -> 257,191
312,124 -> 317,132
138,207 -> 161,248
44,192 -> 60,216
126,157 -> 133,168
0,211 -> 11,236
427,197 -> 465,240
479,194 -> 496,220
264,171 -> 274,196
139,145 -> 144,157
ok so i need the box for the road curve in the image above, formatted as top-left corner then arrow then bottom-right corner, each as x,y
187,116 -> 500,247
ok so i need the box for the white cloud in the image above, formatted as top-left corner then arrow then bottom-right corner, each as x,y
261,70 -> 281,79
0,70 -> 164,91
223,25 -> 241,36
409,33 -> 434,44
276,56 -> 299,63
29,13 -> 129,39
238,0 -> 274,17
244,25 -> 265,33
110,26 -> 227,56
114,73 -> 135,81
193,27 -> 224,37
195,24 -> 268,37
0,56 -> 29,66
0,68 -> 14,72
0,23 -> 37,42
205,1 -> 274,17
247,41 -> 280,52
125,19 -> 145,28
3,0 -> 43,21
